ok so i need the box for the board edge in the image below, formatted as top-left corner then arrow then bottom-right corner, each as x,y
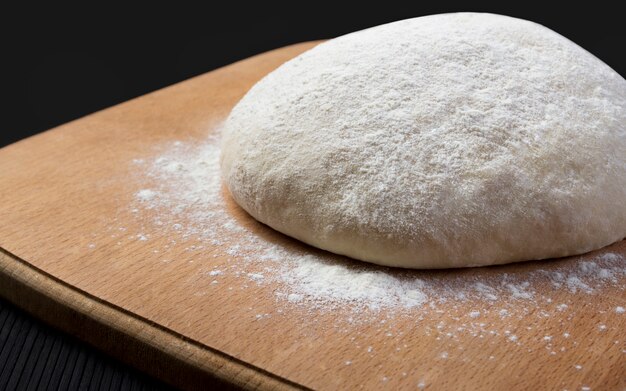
0,248 -> 309,391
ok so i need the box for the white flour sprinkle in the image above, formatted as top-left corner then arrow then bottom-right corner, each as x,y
248,273 -> 265,282
136,189 -> 157,202
287,293 -> 303,303
469,311 -> 481,319
127,136 -> 626,317
615,306 -> 625,314
276,257 -> 428,310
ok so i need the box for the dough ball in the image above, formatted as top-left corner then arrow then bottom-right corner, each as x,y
221,13 -> 626,269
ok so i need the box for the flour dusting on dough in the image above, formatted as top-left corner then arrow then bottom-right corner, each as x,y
127,136 -> 626,315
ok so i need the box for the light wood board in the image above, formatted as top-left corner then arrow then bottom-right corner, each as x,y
0,42 -> 624,390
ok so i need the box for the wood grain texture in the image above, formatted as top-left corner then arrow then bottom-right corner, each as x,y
0,41 -> 624,390
0,249 -> 303,391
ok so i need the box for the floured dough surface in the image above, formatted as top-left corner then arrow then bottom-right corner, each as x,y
221,13 -> 626,269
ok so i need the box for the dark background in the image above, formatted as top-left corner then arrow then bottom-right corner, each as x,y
1,4 -> 625,148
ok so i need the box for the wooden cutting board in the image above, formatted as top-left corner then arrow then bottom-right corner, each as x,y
0,42 -> 624,391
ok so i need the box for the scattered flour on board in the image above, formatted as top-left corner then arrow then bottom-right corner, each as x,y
126,135 -> 626,315
118,135 -> 625,390
469,311 -> 481,319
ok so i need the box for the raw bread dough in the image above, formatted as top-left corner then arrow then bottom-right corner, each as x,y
221,13 -> 626,269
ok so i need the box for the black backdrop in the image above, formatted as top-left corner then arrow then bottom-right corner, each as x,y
2,4 -> 625,147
